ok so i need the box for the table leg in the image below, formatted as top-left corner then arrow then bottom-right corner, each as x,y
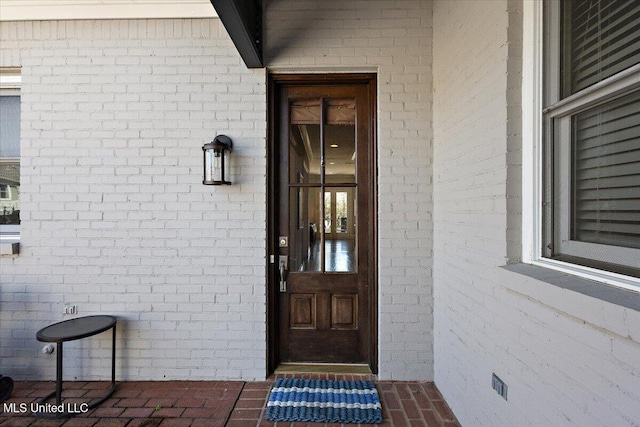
111,323 -> 116,385
56,342 -> 63,405
35,319 -> 117,419
86,323 -> 116,410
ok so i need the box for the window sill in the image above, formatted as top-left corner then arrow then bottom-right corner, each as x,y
0,240 -> 20,256
501,263 -> 640,313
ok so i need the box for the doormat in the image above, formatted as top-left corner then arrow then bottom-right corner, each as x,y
265,378 -> 383,424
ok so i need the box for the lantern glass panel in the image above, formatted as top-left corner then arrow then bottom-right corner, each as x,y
203,149 -> 213,183
212,148 -> 223,183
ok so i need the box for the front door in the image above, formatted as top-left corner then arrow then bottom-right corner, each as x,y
268,74 -> 377,369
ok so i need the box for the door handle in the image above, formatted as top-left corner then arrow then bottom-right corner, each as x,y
279,255 -> 288,292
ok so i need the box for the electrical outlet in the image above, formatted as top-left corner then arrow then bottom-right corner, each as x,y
492,373 -> 508,400
63,305 -> 77,315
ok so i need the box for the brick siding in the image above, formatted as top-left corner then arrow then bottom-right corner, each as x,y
432,1 -> 640,426
266,0 -> 435,381
0,18 -> 267,381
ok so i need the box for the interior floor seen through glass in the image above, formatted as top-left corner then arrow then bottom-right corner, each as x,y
301,239 -> 356,272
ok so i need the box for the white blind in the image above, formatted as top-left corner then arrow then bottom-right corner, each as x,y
563,0 -> 640,97
572,90 -> 640,249
290,99 -> 356,125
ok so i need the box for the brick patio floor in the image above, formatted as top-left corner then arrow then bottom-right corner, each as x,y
0,376 -> 460,427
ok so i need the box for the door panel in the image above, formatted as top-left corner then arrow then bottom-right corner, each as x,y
289,294 -> 316,329
331,294 -> 358,329
269,74 -> 376,369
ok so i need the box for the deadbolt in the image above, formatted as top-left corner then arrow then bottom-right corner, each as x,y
279,236 -> 288,248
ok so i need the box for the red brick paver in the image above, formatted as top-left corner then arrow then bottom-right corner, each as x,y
0,378 -> 460,427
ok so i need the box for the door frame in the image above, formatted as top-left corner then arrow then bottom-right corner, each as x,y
267,73 -> 378,375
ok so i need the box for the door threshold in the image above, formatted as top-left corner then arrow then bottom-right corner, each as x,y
275,363 -> 372,375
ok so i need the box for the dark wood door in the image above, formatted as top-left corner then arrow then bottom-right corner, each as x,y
269,75 -> 376,367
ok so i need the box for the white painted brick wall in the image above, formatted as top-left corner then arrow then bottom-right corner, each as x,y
0,18 -> 267,381
1,1 -> 434,383
433,1 -> 640,426
266,0 -> 434,381
0,1 -> 433,379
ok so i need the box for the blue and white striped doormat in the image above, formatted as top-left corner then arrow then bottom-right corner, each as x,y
265,378 -> 383,424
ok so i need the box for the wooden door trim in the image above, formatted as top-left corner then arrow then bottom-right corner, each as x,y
266,73 -> 378,375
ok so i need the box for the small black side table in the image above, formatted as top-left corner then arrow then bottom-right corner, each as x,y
35,315 -> 117,419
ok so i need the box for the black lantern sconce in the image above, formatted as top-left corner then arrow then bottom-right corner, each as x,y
202,135 -> 233,185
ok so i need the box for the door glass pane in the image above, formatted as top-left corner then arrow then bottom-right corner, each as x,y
289,187 -> 322,272
287,97 -> 358,274
324,189 -> 356,273
325,239 -> 356,272
290,100 -> 321,183
324,99 -> 356,183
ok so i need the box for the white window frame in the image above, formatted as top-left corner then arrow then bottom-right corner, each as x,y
0,68 -> 21,241
522,1 -> 640,293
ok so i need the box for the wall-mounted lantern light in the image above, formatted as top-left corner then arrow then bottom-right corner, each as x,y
202,135 -> 233,185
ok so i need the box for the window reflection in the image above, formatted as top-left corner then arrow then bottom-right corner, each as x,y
0,94 -> 20,237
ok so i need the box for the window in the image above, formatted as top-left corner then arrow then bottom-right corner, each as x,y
542,1 -> 640,277
0,184 -> 11,199
0,69 -> 21,239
